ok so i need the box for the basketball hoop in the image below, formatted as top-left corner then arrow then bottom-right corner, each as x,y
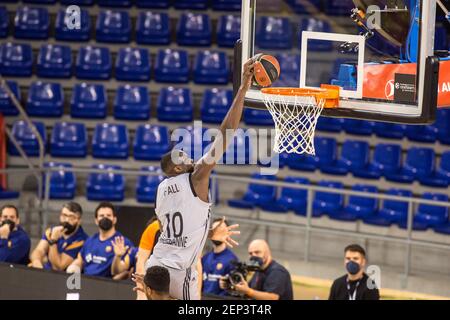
261,85 -> 340,155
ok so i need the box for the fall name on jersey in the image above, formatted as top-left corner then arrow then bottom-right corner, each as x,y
163,183 -> 181,197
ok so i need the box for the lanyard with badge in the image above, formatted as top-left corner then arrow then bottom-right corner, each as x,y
346,279 -> 360,300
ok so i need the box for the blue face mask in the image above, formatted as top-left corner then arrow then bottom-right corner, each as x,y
346,260 -> 361,275
250,256 -> 264,267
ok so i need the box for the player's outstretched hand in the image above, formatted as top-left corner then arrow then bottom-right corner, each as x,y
241,58 -> 255,91
131,273 -> 145,293
210,216 -> 240,248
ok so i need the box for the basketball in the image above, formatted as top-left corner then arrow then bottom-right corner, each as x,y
252,54 -> 280,87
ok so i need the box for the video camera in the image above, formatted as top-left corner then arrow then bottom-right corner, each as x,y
222,257 -> 263,295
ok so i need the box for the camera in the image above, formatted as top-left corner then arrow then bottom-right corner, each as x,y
222,257 -> 262,294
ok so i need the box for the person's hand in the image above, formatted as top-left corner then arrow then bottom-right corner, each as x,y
219,276 -> 228,290
50,226 -> 65,241
240,58 -> 255,91
111,236 -> 129,258
30,259 -> 44,269
0,224 -> 10,239
132,273 -> 145,294
234,276 -> 251,296
210,217 -> 240,248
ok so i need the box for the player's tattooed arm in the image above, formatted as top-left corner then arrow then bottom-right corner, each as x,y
208,217 -> 240,248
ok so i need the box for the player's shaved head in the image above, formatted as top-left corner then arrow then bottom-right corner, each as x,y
248,239 -> 272,269
160,149 -> 194,176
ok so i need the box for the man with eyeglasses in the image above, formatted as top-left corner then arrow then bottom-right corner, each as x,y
30,202 -> 88,271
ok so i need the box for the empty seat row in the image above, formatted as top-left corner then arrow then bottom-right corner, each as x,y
44,162 -> 164,203
3,7 -> 240,47
0,43 -> 231,84
228,173 -> 450,234
8,120 -> 252,163
11,0 -> 241,10
277,138 -> 450,188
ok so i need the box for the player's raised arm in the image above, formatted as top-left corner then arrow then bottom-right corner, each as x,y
192,58 -> 255,182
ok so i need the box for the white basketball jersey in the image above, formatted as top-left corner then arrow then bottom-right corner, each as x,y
152,172 -> 211,270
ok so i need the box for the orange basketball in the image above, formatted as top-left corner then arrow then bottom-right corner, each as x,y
252,54 -> 280,87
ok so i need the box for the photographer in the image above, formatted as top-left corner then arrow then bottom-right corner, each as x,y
0,205 -> 30,265
220,239 -> 293,300
329,244 -> 380,300
202,218 -> 238,296
30,202 -> 87,271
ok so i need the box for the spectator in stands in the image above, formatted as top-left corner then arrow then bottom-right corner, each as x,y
202,218 -> 238,296
30,202 -> 87,271
220,239 -> 293,300
328,244 -> 380,300
66,202 -> 134,278
132,266 -> 171,300
0,205 -> 30,265
111,237 -> 138,280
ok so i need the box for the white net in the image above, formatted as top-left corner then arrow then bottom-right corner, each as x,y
262,92 -> 325,155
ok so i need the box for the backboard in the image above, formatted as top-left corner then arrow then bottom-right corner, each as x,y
235,0 -> 440,124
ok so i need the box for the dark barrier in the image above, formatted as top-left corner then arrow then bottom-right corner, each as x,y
115,205 -> 156,246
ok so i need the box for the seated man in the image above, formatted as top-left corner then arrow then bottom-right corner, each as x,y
66,202 -> 134,278
132,266 -> 171,300
0,205 -> 30,265
30,202 -> 87,271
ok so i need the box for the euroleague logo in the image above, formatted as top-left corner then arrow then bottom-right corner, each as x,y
384,79 -> 399,100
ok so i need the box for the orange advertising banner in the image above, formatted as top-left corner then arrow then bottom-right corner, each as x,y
363,61 -> 450,108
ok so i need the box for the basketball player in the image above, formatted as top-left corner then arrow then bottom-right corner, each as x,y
144,58 -> 256,300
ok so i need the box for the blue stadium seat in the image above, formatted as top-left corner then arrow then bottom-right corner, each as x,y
343,119 -> 375,136
154,49 -> 190,83
86,164 -> 125,202
92,123 -> 129,159
405,125 -> 438,143
287,137 -> 337,172
286,0 -> 321,13
136,166 -> 165,203
0,81 -> 20,116
420,151 -> 450,188
313,181 -> 344,218
201,88 -> 232,124
60,0 -> 93,4
70,83 -> 107,119
157,87 -> 193,122
133,124 -> 170,161
114,85 -> 150,120
316,117 -> 344,132
434,25 -> 448,50
212,0 -> 241,11
217,15 -> 241,47
136,11 -> 170,45
435,108 -> 450,145
44,162 -> 76,200
275,53 -> 300,87
0,7 -> 8,38
50,122 -> 87,158
23,0 -> 56,3
325,0 -> 354,16
386,147 -> 435,184
37,44 -> 72,78
256,17 -> 293,50
324,140 -> 370,176
0,42 -> 33,76
26,82 -> 64,117
177,13 -> 212,46
75,46 -> 112,80
97,0 -> 131,6
243,108 -> 274,126
373,122 -> 406,139
373,189 -> 412,226
434,222 -> 450,235
0,186 -> 19,200
300,18 -> 332,51
221,129 -> 253,165
228,173 -> 277,209
174,0 -> 208,9
286,152 -> 317,172
174,126 -> 208,161
331,63 -> 357,90
55,8 -> 90,41
354,144 -> 401,179
136,0 -> 169,8
335,185 -> 378,221
8,120 -> 46,157
115,47 -> 151,82
96,10 -> 131,43
194,51 -> 229,84
260,177 -> 309,215
14,6 -> 49,39
405,193 -> 449,230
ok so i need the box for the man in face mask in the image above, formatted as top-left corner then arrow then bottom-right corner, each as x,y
30,202 -> 87,271
328,244 -> 380,300
0,205 -> 30,265
220,239 -> 293,300
67,202 -> 134,278
201,218 -> 238,296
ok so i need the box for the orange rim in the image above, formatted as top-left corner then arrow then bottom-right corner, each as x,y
261,84 -> 340,108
